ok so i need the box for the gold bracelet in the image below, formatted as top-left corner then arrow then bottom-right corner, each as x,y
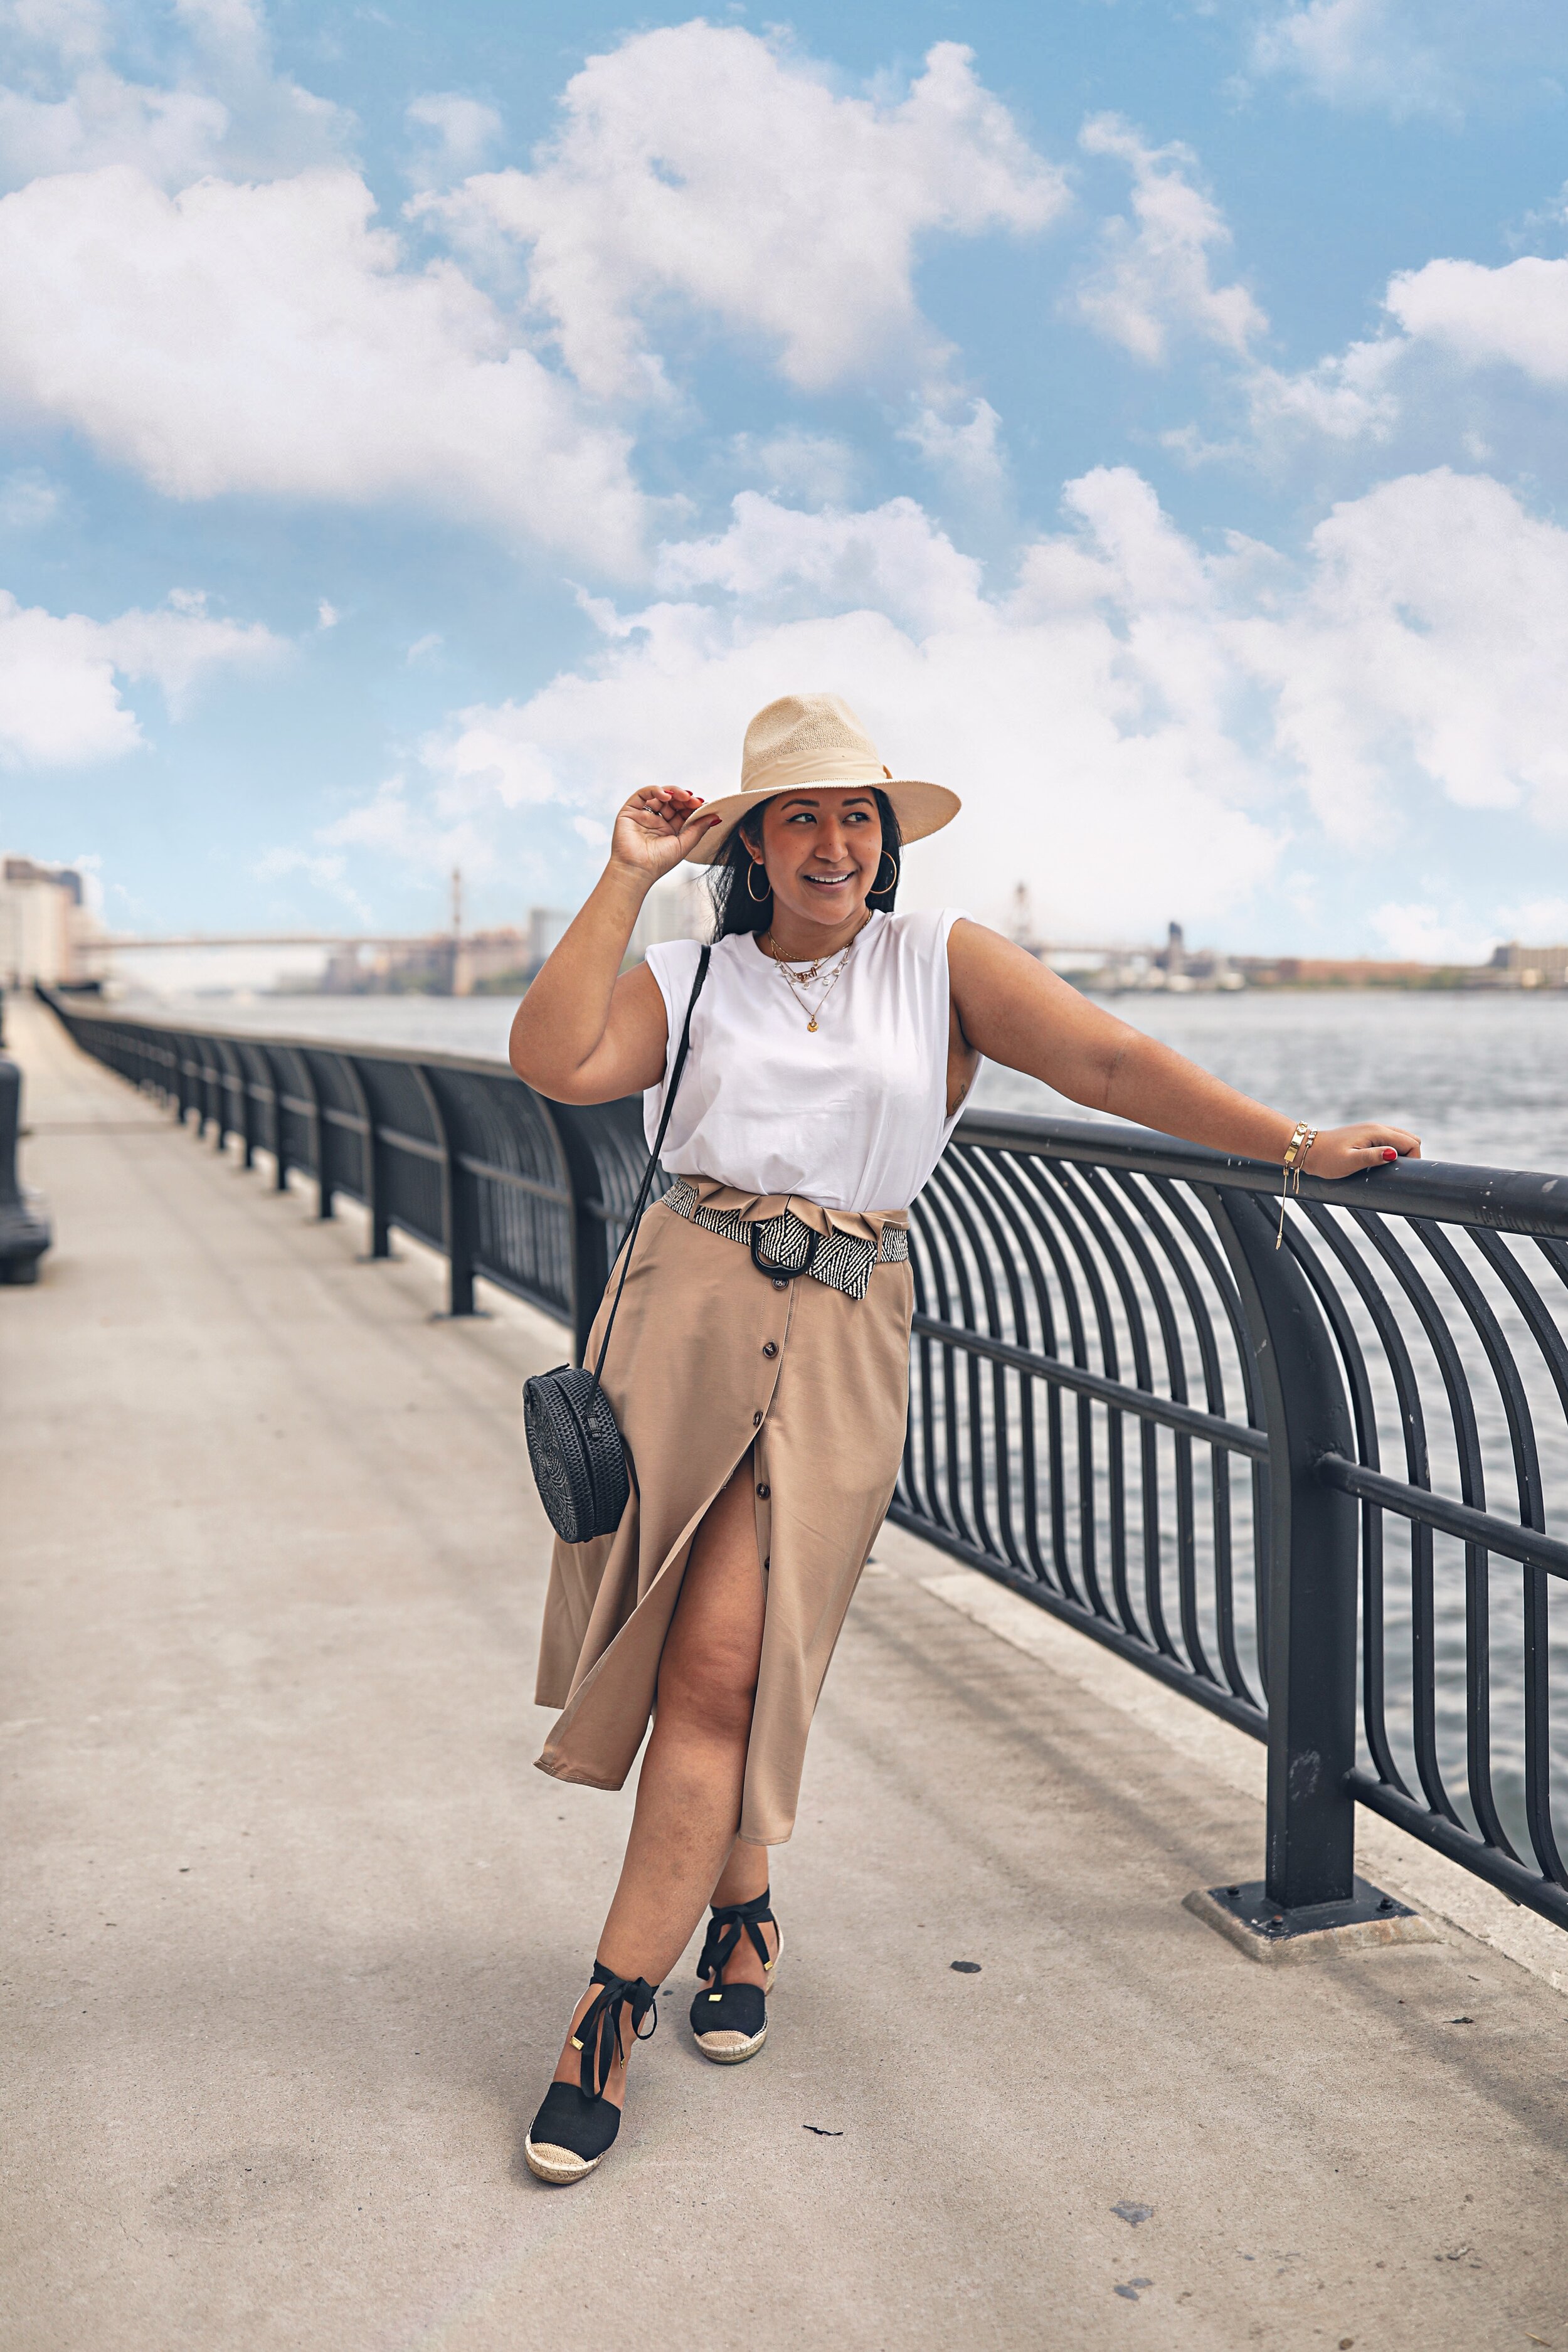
1277,1121 -> 1318,1248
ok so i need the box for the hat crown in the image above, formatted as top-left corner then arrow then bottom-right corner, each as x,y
740,692 -> 881,792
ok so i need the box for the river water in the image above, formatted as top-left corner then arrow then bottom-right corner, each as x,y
147,984 -> 1568,1174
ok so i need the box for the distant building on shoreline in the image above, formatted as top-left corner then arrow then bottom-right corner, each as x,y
1032,920 -> 1244,993
0,856 -> 105,987
1229,945 -> 1568,990
1489,941 -> 1568,988
1009,903 -> 1568,995
308,872 -> 711,997
315,915 -> 554,997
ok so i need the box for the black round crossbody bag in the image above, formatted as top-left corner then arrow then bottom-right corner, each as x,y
522,946 -> 711,1544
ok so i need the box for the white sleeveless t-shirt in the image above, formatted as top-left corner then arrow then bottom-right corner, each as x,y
642,907 -> 970,1214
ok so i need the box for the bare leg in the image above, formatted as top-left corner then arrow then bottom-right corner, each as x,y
712,1839 -> 769,1905
549,1451 -> 766,2104
704,1838 -> 778,1989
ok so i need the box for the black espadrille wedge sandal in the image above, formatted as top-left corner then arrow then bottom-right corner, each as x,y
689,1889 -> 780,2065
524,1964 -> 659,2185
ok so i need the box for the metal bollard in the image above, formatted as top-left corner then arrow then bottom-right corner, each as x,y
0,1055 -> 51,1283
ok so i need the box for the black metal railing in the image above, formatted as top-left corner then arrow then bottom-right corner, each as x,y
38,992 -> 650,1359
38,991 -> 1568,1936
899,1115 -> 1568,1932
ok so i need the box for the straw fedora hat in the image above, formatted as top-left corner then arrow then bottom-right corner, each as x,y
684,692 -> 961,866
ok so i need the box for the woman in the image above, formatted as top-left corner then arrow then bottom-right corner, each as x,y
509,692 -> 1419,2185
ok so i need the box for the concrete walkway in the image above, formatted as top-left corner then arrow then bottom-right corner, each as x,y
4,993 -> 1567,2352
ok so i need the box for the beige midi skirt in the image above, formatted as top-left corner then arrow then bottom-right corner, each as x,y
533,1183 -> 914,1845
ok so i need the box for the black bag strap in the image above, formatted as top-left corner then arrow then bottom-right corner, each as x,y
590,944 -> 711,1388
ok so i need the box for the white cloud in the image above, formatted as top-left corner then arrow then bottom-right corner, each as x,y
299,465 -> 1568,936
1243,250 -> 1568,455
0,585 -> 281,764
1075,114 -> 1265,364
406,92 -> 502,185
1370,902 -> 1498,963
252,842 -> 369,919
1499,896 -> 1568,941
309,479 -> 1283,937
422,27 -> 1067,400
1385,255 -> 1568,385
316,599 -> 340,629
0,164 -> 645,567
0,464 -> 58,524
1232,469 -> 1568,837
899,398 -> 1007,492
0,58 -> 227,185
1251,0 -> 1454,119
731,430 -> 860,508
1245,337 -> 1402,445
315,773 -> 495,884
1249,0 -> 1568,122
0,0 -> 349,188
655,491 -> 985,638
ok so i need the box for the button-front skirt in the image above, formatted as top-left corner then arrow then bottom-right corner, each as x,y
533,1195 -> 914,1844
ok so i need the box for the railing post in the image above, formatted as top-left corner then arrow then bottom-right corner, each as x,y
344,1057 -> 389,1258
415,1067 -> 476,1316
230,1044 -> 254,1168
176,1036 -> 199,1131
547,1102 -> 616,1366
448,1155 -> 477,1315
290,1052 -> 331,1219
254,1045 -> 289,1191
212,1042 -> 233,1156
1196,1187 -> 1422,1955
1218,1187 -> 1357,1904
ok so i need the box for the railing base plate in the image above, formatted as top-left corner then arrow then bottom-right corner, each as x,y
1184,1877 -> 1436,1964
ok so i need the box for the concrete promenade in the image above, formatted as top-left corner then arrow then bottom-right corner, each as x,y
4,993 -> 1567,2352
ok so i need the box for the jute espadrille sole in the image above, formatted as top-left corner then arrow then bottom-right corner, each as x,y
524,2138 -> 603,2185
693,2020 -> 768,2064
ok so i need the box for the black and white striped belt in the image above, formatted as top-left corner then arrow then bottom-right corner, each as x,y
663,1175 -> 909,1303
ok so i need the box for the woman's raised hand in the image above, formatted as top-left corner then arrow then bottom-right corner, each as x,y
1303,1122 -> 1422,1179
611,787 -> 721,883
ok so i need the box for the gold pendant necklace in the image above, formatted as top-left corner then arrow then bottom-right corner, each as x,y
761,917 -> 867,1031
771,941 -> 854,1032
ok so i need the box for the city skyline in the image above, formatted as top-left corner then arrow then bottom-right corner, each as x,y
1,3 -> 1567,956
12,842 -> 1568,1000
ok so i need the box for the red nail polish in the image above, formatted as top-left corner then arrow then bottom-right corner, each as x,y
1382,1147 -> 1398,1163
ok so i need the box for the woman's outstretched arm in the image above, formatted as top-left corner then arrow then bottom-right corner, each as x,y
509,787 -> 721,1104
946,919 -> 1420,1177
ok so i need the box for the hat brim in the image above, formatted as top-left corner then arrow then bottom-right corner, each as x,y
684,778 -> 961,866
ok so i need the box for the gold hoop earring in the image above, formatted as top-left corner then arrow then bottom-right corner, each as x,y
867,851 -> 899,898
746,860 -> 770,903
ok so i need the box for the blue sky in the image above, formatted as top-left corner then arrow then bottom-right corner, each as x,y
3,0 -> 1568,956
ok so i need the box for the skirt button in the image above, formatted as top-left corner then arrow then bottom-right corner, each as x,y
772,1276 -> 787,1291
762,1340 -> 778,1359
753,1409 -> 763,1427
756,1482 -> 770,1498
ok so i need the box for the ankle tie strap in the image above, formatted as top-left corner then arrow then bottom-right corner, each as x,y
696,1888 -> 775,1986
571,1962 -> 659,2100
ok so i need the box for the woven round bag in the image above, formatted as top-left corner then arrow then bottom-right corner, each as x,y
522,1362 -> 630,1545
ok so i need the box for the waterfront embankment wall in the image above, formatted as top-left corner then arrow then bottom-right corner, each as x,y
4,992 -> 1567,2352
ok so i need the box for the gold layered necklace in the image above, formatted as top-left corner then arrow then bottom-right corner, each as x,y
761,916 -> 867,1032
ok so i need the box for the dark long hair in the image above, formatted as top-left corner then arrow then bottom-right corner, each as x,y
706,788 -> 904,940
